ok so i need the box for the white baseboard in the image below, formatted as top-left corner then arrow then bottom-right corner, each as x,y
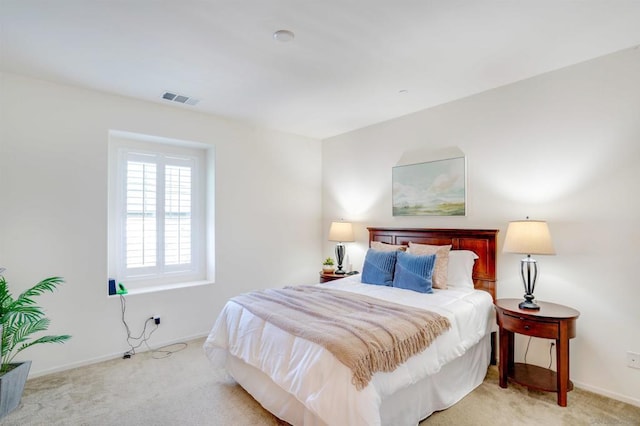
27,332 -> 210,379
574,379 -> 640,408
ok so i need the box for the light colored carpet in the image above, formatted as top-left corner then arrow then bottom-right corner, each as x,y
3,337 -> 639,425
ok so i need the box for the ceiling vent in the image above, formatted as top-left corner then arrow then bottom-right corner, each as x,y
162,91 -> 200,106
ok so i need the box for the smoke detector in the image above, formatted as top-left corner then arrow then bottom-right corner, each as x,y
273,29 -> 295,42
162,91 -> 200,106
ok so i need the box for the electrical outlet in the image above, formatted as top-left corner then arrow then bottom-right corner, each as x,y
627,351 -> 640,369
153,315 -> 161,325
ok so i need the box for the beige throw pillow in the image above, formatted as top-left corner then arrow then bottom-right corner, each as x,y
371,241 -> 407,252
407,242 -> 452,289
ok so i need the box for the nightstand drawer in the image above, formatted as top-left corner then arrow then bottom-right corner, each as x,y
501,312 -> 559,339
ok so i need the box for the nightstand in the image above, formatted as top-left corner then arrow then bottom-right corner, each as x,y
495,299 -> 580,407
319,272 -> 345,283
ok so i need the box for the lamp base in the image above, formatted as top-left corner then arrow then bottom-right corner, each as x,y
519,256 -> 540,310
519,299 -> 540,310
335,243 -> 346,275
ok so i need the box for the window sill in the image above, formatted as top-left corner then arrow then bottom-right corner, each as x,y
109,280 -> 213,297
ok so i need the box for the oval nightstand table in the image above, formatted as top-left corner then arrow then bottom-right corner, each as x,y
495,298 -> 580,407
319,272 -> 345,283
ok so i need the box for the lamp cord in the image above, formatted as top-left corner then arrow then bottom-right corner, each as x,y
523,336 -> 555,369
524,336 -> 532,363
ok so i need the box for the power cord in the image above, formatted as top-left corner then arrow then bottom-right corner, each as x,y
523,336 -> 532,363
120,294 -> 158,358
523,336 -> 555,369
119,294 -> 188,359
147,342 -> 188,359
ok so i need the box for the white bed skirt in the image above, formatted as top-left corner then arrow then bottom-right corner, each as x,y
225,333 -> 491,426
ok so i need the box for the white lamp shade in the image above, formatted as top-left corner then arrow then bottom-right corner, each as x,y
503,220 -> 555,255
328,222 -> 354,242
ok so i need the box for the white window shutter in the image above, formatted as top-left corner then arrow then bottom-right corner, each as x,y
165,164 -> 192,266
126,160 -> 158,269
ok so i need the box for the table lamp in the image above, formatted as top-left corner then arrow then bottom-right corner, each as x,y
503,219 -> 555,310
328,221 -> 354,275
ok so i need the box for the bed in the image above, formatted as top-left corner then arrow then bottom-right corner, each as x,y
204,227 -> 498,425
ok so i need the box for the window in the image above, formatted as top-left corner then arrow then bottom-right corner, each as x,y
108,132 -> 212,292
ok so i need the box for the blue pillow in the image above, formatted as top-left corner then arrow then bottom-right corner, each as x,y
361,249 -> 397,286
392,251 -> 436,293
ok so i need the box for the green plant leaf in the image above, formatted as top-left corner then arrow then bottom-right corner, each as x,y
0,275 -> 71,370
6,334 -> 71,366
18,277 -> 65,299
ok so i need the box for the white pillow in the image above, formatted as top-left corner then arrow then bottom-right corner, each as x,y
447,250 -> 478,289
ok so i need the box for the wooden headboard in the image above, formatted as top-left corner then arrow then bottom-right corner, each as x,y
368,227 -> 498,301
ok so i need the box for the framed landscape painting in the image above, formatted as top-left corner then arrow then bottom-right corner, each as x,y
392,156 -> 466,216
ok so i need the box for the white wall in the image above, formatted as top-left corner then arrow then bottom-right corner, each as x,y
0,72 -> 322,376
322,47 -> 640,406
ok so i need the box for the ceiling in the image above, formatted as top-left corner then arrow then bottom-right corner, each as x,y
2,1 -> 640,140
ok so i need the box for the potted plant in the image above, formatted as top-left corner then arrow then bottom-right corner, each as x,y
322,257 -> 336,273
0,271 -> 71,418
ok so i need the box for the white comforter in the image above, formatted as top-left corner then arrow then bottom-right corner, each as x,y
204,275 -> 494,425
